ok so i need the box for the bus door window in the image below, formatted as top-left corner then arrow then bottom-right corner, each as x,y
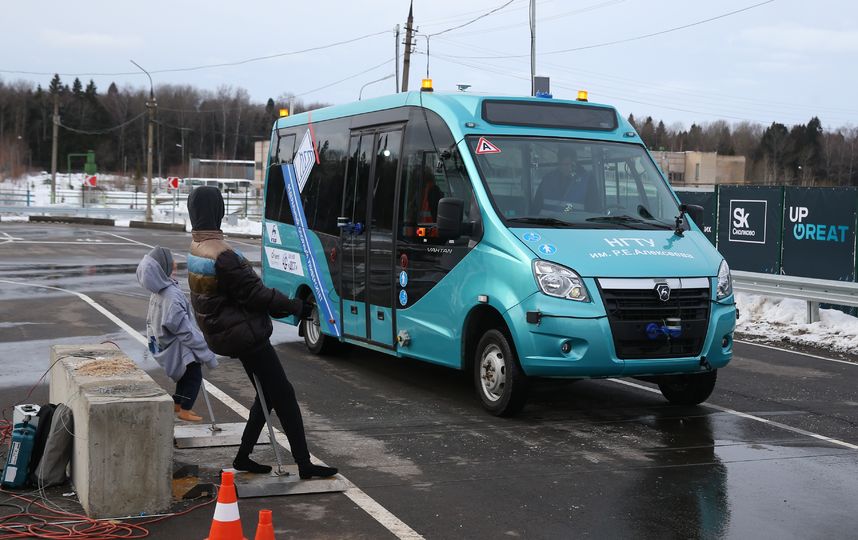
368,129 -> 402,346
340,132 -> 379,340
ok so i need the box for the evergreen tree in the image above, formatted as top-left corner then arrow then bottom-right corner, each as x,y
48,74 -> 62,95
639,116 -> 656,148
654,121 -> 667,150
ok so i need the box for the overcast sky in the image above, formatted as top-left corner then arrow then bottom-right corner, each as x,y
2,0 -> 856,128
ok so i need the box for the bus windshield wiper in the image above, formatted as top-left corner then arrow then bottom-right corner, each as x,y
585,215 -> 672,230
506,217 -> 578,227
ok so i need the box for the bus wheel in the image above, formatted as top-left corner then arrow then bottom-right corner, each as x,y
474,329 -> 529,416
302,297 -> 337,355
657,370 -> 717,405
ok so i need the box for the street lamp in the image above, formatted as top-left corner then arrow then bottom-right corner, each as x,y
131,60 -> 157,222
359,74 -> 395,100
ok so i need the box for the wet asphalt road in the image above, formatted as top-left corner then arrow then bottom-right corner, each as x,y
1,222 -> 857,539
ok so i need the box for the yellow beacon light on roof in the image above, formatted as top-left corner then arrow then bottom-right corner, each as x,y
421,78 -> 434,92
279,108 -> 290,117
576,90 -> 589,102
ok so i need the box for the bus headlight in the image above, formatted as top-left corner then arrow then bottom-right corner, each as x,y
716,259 -> 732,299
533,260 -> 589,302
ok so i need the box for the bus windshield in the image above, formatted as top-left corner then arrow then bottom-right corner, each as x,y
467,136 -> 678,230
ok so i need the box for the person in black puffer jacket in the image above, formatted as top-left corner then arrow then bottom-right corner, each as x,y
187,186 -> 337,479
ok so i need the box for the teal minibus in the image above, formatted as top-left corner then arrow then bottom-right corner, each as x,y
261,88 -> 736,416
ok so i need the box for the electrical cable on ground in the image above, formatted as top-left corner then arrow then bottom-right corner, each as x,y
0,355 -> 215,538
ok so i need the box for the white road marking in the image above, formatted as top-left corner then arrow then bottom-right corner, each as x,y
608,378 -> 858,450
1,240 -> 132,245
735,339 -> 858,367
91,230 -> 156,249
0,278 -> 425,540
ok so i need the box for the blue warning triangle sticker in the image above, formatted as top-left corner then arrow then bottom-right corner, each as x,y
475,137 -> 502,154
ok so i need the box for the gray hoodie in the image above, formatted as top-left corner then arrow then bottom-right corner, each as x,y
136,253 -> 217,381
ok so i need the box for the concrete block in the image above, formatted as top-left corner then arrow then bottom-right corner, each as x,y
49,344 -> 174,518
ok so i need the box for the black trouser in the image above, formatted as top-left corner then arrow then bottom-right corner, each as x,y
237,341 -> 310,464
173,362 -> 202,410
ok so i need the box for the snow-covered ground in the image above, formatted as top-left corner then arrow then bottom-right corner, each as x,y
1,172 -> 263,236
4,173 -> 857,358
735,292 -> 858,355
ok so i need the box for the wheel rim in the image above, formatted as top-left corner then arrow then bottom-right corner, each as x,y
305,304 -> 321,346
479,344 -> 506,402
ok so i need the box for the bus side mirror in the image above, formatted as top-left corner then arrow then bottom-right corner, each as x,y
681,204 -> 704,227
437,197 -> 465,239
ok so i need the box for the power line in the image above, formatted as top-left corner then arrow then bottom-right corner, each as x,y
431,34 -> 858,117
58,111 -> 147,134
0,30 -> 390,77
294,57 -> 398,97
442,0 -> 626,37
149,57 -> 398,114
427,0 -> 519,37
426,52 -> 854,126
447,0 -> 777,59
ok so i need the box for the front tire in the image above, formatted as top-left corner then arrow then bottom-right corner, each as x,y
658,370 -> 717,405
302,296 -> 338,355
474,329 -> 529,416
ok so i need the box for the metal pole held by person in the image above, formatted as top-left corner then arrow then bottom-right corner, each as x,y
252,373 -> 286,476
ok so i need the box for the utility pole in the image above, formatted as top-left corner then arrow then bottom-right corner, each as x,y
132,60 -> 156,222
394,24 -> 401,92
401,1 -> 414,92
530,0 -> 536,96
50,93 -> 59,204
145,96 -> 156,221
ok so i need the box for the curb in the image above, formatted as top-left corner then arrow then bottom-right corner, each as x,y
129,220 -> 186,232
30,215 -> 115,226
224,232 -> 262,239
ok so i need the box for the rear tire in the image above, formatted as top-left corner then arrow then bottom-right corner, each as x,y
473,329 -> 529,416
302,296 -> 338,355
658,370 -> 717,405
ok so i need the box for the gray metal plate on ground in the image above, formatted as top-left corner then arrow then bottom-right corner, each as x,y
173,423 -> 268,449
233,467 -> 348,498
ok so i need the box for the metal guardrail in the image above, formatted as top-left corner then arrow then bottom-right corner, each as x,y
0,206 -> 146,218
732,270 -> 858,323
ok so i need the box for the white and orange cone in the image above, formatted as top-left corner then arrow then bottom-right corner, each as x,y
205,470 -> 247,540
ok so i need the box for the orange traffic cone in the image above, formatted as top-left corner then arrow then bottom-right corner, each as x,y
254,509 -> 275,540
205,471 -> 247,540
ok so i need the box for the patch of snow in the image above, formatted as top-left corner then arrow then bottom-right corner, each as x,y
736,292 -> 858,353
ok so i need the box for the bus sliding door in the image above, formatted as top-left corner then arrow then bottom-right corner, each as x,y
340,128 -> 402,347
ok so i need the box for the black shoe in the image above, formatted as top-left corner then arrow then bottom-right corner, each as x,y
298,462 -> 338,479
232,455 -> 272,474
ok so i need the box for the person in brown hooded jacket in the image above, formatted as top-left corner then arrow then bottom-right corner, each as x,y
186,186 -> 337,479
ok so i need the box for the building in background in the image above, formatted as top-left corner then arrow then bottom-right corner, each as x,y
651,151 -> 746,186
254,140 -> 270,188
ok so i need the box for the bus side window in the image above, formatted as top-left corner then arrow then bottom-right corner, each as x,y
265,132 -> 296,224
300,119 -> 349,236
399,109 -> 479,244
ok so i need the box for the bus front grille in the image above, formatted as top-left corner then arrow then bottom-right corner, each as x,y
599,286 -> 710,360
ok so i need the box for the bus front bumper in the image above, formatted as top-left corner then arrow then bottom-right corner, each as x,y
506,296 -> 736,378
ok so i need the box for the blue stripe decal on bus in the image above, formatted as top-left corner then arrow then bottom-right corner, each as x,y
281,163 -> 340,337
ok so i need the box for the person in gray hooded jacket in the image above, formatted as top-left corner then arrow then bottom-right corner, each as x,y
137,246 -> 218,421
